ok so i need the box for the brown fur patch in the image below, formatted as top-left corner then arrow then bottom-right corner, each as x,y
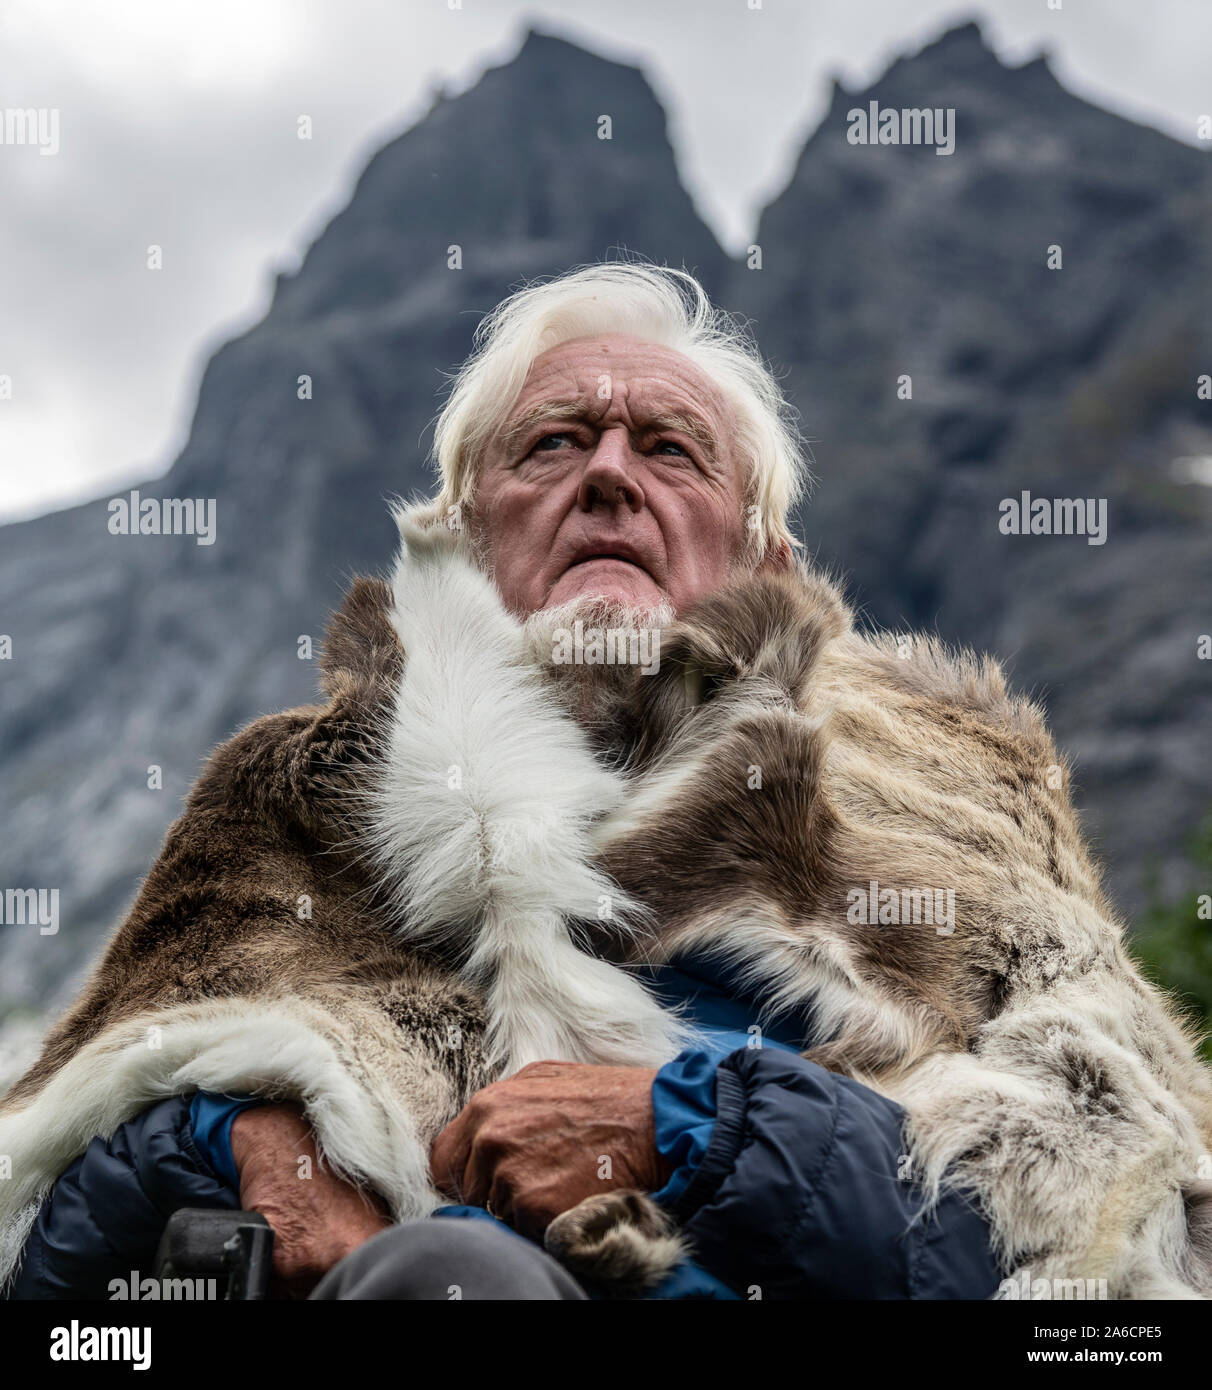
3,579 -> 485,1113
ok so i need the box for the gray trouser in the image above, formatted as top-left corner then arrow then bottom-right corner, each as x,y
309,1219 -> 589,1300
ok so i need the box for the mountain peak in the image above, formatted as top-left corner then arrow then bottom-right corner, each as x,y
920,18 -> 988,49
892,18 -> 1007,79
511,23 -> 629,75
258,18 -> 729,323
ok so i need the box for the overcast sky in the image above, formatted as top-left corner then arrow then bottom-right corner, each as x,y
1,0 -> 1208,524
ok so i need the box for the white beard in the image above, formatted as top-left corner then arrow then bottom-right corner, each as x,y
461,516 -> 675,736
523,594 -> 676,738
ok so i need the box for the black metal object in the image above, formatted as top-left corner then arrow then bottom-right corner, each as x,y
154,1208 -> 275,1301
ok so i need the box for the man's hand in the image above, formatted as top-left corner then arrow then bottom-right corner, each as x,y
429,1060 -> 673,1241
230,1103 -> 391,1297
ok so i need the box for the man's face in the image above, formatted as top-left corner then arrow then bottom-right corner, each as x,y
472,334 -> 752,616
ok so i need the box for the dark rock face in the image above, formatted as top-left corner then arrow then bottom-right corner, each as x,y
1,23 -> 1208,1024
727,20 -> 1212,931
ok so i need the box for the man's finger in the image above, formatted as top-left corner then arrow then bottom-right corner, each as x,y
429,1110 -> 473,1196
454,1129 -> 507,1210
430,1079 -> 512,1195
486,1171 -> 517,1229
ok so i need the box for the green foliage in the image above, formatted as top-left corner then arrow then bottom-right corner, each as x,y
1133,813 -> 1212,1061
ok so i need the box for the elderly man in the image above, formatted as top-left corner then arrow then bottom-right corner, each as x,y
3,263 -> 1002,1301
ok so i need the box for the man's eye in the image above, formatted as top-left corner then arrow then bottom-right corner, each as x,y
531,432 -> 575,453
653,439 -> 691,458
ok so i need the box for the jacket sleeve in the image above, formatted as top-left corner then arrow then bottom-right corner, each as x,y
6,1095 -> 240,1300
654,1045 -> 1004,1300
188,1092 -> 264,1188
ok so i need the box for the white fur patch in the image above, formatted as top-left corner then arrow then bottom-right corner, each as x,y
364,510 -> 686,1071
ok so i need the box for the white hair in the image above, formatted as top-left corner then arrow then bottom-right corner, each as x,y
424,261 -> 809,559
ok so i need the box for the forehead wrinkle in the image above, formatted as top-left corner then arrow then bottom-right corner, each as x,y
498,392 -> 722,466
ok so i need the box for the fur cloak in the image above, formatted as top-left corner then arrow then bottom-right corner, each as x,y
3,513 -> 1211,1298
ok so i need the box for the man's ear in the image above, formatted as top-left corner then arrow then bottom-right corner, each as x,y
755,539 -> 795,575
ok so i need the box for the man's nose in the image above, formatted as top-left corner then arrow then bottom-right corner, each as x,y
576,428 -> 645,513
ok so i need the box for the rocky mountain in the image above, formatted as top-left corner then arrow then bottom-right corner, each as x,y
728,21 -> 1212,928
1,22 -> 1209,1052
